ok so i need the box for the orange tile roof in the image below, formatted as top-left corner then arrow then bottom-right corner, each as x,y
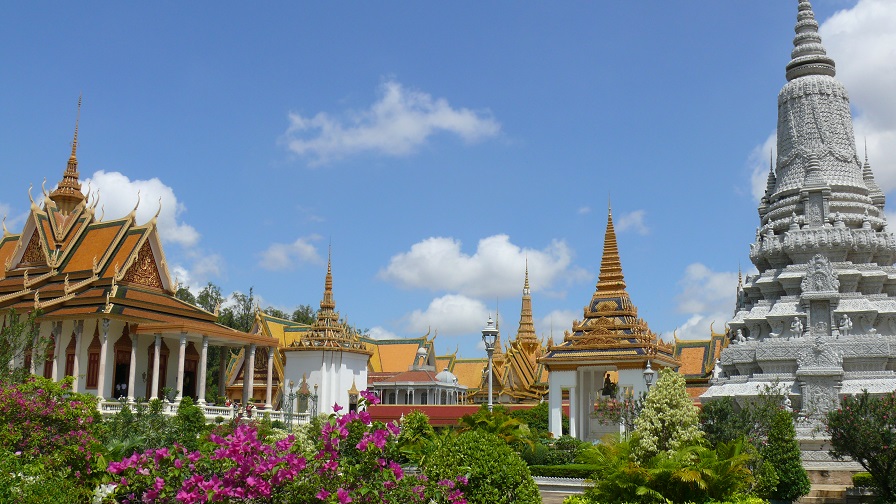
372,342 -> 422,373
0,237 -> 21,275
103,231 -> 143,278
63,222 -> 125,272
450,359 -> 486,390
678,346 -> 708,376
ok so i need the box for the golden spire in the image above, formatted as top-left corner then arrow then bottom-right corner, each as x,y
49,96 -> 87,214
596,205 -> 626,295
516,260 -> 538,343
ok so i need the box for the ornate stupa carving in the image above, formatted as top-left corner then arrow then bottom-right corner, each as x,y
540,208 -> 678,369
704,1 -> 896,448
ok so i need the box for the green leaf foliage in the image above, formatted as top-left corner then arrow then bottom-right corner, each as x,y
631,368 -> 703,462
424,430 -> 542,504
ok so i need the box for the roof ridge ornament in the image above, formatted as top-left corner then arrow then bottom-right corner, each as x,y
786,0 -> 836,81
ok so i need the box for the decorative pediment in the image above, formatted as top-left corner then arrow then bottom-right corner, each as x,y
122,240 -> 164,290
20,231 -> 46,266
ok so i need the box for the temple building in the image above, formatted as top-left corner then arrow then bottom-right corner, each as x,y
0,106 -> 275,410
702,0 -> 896,464
540,208 -> 680,441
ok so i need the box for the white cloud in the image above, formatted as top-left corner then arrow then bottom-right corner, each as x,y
282,79 -> 501,165
822,0 -> 896,193
367,327 -> 401,340
380,234 -> 587,298
258,235 -> 322,271
578,206 -> 591,215
404,294 -> 490,336
615,210 -> 649,235
671,263 -> 740,340
83,170 -> 200,247
536,309 -> 579,342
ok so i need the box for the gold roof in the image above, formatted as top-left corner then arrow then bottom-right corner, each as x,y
540,207 -> 679,370
48,97 -> 87,215
286,252 -> 371,355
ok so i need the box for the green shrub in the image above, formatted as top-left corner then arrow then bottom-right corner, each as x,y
424,430 -> 541,504
528,464 -> 599,478
851,471 -> 874,488
760,409 -> 809,502
631,368 -> 703,462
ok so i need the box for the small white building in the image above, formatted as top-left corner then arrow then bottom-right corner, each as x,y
281,257 -> 371,415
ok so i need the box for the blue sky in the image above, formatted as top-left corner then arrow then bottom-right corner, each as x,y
2,1 -> 894,358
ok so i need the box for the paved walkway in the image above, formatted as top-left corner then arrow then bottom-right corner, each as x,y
534,477 -> 586,504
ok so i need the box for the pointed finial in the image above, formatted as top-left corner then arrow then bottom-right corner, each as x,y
786,0 -> 836,81
41,178 -> 49,199
128,190 -> 141,218
152,197 -> 162,222
72,94 -> 82,158
1,215 -> 7,237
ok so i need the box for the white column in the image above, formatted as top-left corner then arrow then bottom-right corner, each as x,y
128,333 -> 138,403
245,344 -> 256,405
51,322 -> 62,381
150,334 -> 161,400
96,319 -> 109,400
29,334 -> 37,375
175,332 -> 187,401
265,346 -> 274,410
549,375 -> 562,438
569,385 -> 578,439
71,321 -> 84,390
197,336 -> 208,405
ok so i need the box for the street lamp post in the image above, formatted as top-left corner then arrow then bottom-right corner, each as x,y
481,316 -> 499,412
643,360 -> 656,392
311,384 -> 319,417
284,380 -> 297,433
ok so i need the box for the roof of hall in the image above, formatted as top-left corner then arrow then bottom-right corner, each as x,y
0,127 -> 271,347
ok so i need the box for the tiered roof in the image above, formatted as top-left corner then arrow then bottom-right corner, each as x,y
540,208 -> 679,371
285,253 -> 371,355
0,111 -> 270,345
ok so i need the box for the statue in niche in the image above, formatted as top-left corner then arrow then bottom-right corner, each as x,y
801,254 -> 840,293
790,317 -> 804,339
733,328 -> 746,344
712,359 -> 723,380
838,314 -> 852,338
783,395 -> 792,413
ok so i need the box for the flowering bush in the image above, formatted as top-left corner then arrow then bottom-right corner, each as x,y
827,390 -> 896,501
0,375 -> 102,479
106,390 -> 468,503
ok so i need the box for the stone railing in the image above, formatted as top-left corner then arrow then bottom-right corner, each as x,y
98,400 -> 311,426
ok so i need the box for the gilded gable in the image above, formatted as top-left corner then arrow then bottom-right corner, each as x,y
20,232 -> 45,265
122,240 -> 163,289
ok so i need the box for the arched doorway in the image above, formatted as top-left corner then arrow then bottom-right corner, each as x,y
183,342 -> 200,400
112,325 -> 132,400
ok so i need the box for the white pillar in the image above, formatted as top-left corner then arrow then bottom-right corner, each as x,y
175,332 -> 187,401
549,375 -> 562,438
128,333 -> 138,403
265,346 -> 274,410
245,344 -> 256,405
51,322 -> 62,381
569,386 -> 578,439
71,321 -> 83,391
96,319 -> 109,401
151,334 -> 161,400
197,336 -> 208,405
